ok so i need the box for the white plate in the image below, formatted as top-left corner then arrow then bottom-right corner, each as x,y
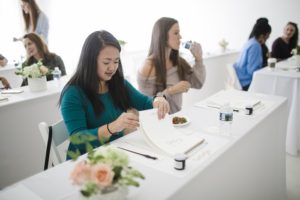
172,116 -> 190,127
1,89 -> 24,94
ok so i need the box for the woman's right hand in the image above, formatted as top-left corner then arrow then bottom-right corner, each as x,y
167,81 -> 191,95
109,112 -> 139,133
190,42 -> 203,62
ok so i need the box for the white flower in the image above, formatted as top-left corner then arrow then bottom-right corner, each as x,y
219,39 -> 229,48
16,61 -> 49,78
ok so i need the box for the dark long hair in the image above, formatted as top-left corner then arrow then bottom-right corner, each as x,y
21,0 -> 40,32
148,17 -> 192,93
23,33 -> 54,65
249,18 -> 272,39
287,22 -> 299,50
59,30 -> 130,115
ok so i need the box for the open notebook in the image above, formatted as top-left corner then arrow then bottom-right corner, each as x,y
139,109 -> 204,157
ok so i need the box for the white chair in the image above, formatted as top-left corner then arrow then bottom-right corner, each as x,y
38,120 -> 69,170
225,63 -> 242,90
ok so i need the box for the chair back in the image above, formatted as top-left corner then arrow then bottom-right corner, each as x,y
225,63 -> 242,90
38,120 -> 69,170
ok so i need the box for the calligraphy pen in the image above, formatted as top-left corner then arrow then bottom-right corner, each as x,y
117,147 -> 157,160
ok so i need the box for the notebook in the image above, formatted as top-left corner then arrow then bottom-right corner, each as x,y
139,109 -> 205,157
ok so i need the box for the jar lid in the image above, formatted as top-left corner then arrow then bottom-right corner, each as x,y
174,153 -> 187,161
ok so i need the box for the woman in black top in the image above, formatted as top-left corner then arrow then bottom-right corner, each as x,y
271,22 -> 298,61
21,33 -> 66,86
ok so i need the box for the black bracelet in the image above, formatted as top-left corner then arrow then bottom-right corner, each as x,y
107,123 -> 113,135
153,94 -> 166,101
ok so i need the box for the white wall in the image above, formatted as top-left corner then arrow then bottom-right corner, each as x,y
0,0 -> 299,75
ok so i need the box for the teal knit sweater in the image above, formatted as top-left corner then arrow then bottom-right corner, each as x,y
61,80 -> 153,158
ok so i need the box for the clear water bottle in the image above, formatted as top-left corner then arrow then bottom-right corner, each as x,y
52,67 -> 61,86
219,102 -> 233,135
181,40 -> 192,49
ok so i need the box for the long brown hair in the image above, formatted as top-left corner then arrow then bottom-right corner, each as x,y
148,17 -> 192,93
287,22 -> 299,50
23,33 -> 53,65
21,0 -> 40,32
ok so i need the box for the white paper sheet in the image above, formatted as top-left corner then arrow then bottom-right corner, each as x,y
195,92 -> 261,110
139,109 -> 205,157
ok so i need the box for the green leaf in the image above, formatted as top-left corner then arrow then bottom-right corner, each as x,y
128,169 -> 145,179
86,143 -> 94,154
80,190 -> 91,197
122,176 -> 140,187
118,40 -> 126,46
112,166 -> 123,182
69,134 -> 82,144
67,149 -> 81,161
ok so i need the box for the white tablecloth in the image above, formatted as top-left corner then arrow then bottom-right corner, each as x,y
0,76 -> 69,188
249,65 -> 300,156
0,90 -> 288,200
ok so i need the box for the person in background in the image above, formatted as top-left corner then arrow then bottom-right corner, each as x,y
59,30 -> 169,158
234,18 -> 272,91
249,18 -> 270,67
21,33 -> 66,86
137,17 -> 206,114
0,54 -> 8,67
14,0 -> 49,43
271,22 -> 299,61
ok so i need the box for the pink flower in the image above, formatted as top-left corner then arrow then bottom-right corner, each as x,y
92,164 -> 115,187
39,65 -> 49,75
70,161 -> 92,185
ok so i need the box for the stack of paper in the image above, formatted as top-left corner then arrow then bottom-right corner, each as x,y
139,109 -> 204,157
195,92 -> 261,111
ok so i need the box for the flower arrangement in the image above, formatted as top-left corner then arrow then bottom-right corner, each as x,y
15,60 -> 50,78
219,38 -> 229,50
68,134 -> 145,198
291,45 -> 300,55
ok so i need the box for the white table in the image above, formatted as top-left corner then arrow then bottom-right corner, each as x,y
249,63 -> 300,156
0,90 -> 288,200
0,77 -> 68,188
0,65 -> 23,88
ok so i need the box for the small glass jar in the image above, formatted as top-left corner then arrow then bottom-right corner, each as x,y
174,153 -> 187,170
244,105 -> 253,115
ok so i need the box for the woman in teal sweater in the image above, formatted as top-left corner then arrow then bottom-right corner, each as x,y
59,30 -> 169,158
